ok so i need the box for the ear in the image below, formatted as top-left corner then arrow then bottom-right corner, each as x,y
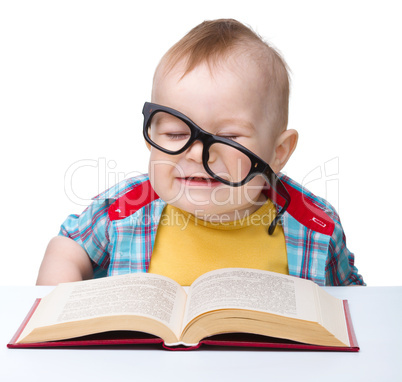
271,129 -> 298,173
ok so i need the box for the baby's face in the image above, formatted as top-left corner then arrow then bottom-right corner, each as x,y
148,57 -> 279,221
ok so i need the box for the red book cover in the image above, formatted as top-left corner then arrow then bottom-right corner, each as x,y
7,299 -> 359,352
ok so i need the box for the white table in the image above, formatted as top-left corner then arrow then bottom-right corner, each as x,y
1,286 -> 401,382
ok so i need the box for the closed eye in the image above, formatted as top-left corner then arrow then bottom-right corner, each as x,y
165,133 -> 190,140
220,135 -> 240,141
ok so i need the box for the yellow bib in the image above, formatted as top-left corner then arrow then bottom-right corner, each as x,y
148,200 -> 288,286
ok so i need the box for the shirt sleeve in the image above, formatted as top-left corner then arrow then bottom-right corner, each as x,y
58,198 -> 111,278
317,199 -> 365,286
57,175 -> 151,278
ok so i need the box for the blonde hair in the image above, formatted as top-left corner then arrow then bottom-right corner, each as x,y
154,19 -> 290,131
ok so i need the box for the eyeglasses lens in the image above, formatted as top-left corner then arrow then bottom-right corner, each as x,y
147,111 -> 191,153
207,142 -> 252,184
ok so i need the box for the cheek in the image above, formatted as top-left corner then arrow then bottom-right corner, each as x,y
208,149 -> 252,182
226,154 -> 252,178
148,150 -> 180,196
236,175 -> 267,206
149,149 -> 180,174
254,135 -> 277,166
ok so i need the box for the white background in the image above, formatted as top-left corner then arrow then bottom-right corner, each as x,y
1,0 -> 401,286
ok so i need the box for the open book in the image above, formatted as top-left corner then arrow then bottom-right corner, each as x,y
8,268 -> 359,351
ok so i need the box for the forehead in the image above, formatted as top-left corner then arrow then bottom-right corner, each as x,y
154,50 -> 269,91
152,56 -> 271,129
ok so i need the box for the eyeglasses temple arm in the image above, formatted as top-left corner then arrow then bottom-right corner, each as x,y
262,167 -> 291,235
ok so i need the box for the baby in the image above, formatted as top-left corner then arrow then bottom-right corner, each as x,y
36,19 -> 364,286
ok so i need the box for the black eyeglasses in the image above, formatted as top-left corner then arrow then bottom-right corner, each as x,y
142,102 -> 290,234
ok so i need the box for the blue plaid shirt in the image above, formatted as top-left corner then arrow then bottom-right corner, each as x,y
59,174 -> 365,286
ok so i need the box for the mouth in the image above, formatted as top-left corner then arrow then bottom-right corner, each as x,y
178,176 -> 222,187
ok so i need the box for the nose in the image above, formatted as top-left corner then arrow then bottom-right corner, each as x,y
184,140 -> 204,163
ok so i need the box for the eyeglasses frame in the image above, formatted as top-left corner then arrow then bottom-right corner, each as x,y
142,102 -> 290,235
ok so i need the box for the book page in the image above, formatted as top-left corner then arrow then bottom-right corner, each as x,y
18,273 -> 187,342
183,268 -> 319,328
315,285 -> 350,346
